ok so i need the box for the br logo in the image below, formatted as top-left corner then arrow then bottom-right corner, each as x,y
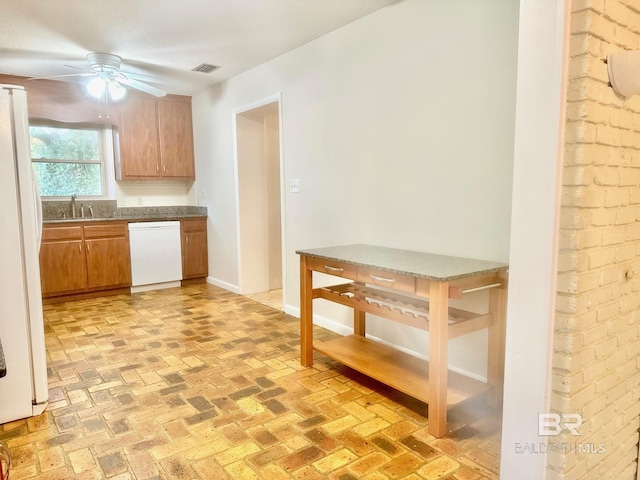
538,413 -> 583,436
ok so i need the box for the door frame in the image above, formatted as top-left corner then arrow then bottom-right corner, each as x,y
231,93 -> 286,302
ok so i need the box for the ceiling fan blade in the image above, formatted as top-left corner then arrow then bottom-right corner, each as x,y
118,71 -> 167,85
117,77 -> 167,97
63,64 -> 94,73
28,72 -> 94,80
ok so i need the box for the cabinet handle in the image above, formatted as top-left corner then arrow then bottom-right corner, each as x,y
86,244 -> 90,253
156,165 -> 160,173
78,244 -> 82,253
163,165 -> 167,173
370,274 -> 396,286
324,265 -> 344,274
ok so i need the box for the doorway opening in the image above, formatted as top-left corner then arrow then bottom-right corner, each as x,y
233,96 -> 283,311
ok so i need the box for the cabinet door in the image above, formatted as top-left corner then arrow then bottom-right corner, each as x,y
118,97 -> 161,178
40,240 -> 87,295
85,237 -> 132,289
157,97 -> 195,179
181,219 -> 208,279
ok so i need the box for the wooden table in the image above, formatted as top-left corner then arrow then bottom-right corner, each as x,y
297,244 -> 508,438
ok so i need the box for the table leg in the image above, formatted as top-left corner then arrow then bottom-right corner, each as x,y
354,309 -> 366,336
352,282 -> 366,336
300,255 -> 314,367
428,280 -> 449,437
487,271 -> 508,408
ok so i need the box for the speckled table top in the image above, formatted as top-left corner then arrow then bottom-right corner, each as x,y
296,244 -> 508,282
0,338 -> 6,378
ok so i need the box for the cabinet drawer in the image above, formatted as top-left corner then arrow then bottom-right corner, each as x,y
357,267 -> 415,294
42,226 -> 82,242
84,223 -> 128,239
181,218 -> 206,233
310,258 -> 357,280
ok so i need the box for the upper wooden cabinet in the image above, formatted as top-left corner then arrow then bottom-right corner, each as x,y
158,97 -> 195,178
117,97 -> 160,178
115,95 -> 195,180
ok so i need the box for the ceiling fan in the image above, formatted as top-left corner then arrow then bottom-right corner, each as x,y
32,53 -> 167,100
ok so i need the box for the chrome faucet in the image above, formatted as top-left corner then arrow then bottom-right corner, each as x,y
70,194 -> 77,218
87,205 -> 94,218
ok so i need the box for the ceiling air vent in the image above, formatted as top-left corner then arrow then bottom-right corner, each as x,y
191,63 -> 220,74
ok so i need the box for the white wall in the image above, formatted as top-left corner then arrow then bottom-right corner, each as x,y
116,180 -> 195,206
192,0 -> 519,376
264,108 -> 282,291
236,112 -> 269,293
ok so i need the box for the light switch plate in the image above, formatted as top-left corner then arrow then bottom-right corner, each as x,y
289,179 -> 300,193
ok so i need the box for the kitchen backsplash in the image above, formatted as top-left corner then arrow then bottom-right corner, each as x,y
42,200 -> 206,220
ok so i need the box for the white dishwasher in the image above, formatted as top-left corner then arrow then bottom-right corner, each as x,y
128,221 -> 182,292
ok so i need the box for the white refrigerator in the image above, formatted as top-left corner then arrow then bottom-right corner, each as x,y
0,84 -> 48,423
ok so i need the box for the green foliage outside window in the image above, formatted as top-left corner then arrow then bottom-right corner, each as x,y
30,125 -> 104,197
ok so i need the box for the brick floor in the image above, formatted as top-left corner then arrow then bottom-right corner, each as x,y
0,284 -> 501,479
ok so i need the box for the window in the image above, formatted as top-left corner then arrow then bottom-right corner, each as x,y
29,123 -> 113,198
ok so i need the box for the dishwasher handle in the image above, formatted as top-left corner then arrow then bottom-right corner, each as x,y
128,221 -> 181,231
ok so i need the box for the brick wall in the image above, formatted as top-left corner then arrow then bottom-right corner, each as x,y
549,0 -> 640,478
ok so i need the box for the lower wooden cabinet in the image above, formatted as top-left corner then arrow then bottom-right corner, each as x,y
181,218 -> 208,281
40,218 -> 208,300
84,224 -> 132,290
40,222 -> 131,299
39,226 -> 86,295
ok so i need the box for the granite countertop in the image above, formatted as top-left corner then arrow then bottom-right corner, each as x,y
0,338 -> 6,378
42,201 -> 207,224
43,213 -> 207,224
296,244 -> 508,282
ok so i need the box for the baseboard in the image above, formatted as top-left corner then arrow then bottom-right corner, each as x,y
130,281 -> 181,293
283,304 -> 298,318
365,333 -> 488,383
206,276 -> 240,294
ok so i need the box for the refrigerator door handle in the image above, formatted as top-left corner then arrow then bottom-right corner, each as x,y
33,176 -> 43,251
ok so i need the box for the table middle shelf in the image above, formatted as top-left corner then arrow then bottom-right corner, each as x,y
313,282 -> 493,339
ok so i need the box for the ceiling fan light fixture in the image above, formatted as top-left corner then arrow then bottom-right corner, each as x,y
108,81 -> 127,101
87,75 -> 128,101
87,77 -> 106,99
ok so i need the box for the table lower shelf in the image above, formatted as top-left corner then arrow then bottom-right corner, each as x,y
314,335 -> 491,409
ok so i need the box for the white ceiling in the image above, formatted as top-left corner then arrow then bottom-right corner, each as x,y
0,0 -> 399,97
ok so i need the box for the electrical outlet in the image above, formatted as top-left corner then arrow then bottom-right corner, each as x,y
289,179 -> 300,193
137,197 -> 143,205
198,188 -> 207,205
